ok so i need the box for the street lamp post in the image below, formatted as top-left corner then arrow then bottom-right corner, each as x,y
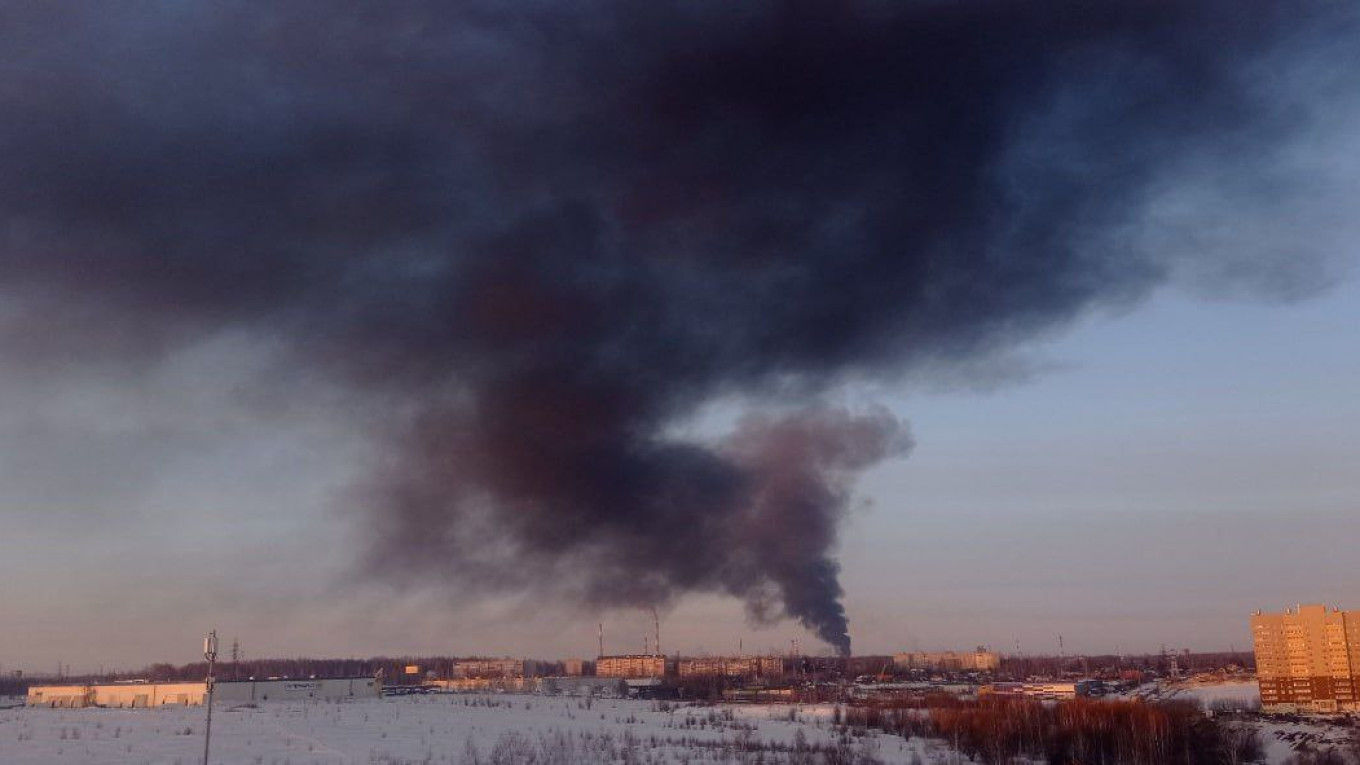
202,631 -> 218,765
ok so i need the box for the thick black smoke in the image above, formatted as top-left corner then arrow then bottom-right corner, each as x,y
1,1 -> 1355,652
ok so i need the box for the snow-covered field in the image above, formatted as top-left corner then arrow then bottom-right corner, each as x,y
1122,680 -> 1360,763
1161,680 -> 1261,708
1117,678 -> 1260,709
1254,717 -> 1358,764
0,694 -> 963,764
16,683 -> 1350,764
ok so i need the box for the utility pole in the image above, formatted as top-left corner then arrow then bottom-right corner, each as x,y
598,623 -> 604,658
202,631 -> 218,765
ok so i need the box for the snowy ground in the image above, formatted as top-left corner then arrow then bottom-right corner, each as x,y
18,684 -> 1349,764
1254,718 -> 1358,764
0,694 -> 965,764
1122,680 -> 1360,763
1153,679 -> 1261,708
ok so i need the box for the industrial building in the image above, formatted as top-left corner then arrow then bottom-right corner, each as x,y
27,682 -> 206,708
595,654 -> 671,678
26,676 -> 380,708
1253,603 -> 1360,713
893,649 -> 1000,672
980,681 -> 1094,700
215,676 -> 380,703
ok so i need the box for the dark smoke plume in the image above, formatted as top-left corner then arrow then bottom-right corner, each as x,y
1,1 -> 1356,652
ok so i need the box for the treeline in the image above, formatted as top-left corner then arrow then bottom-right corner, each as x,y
841,697 -> 1263,765
1000,650 -> 1254,679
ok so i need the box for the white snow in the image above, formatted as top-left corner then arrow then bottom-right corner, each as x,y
0,694 -> 965,764
1118,679 -> 1261,708
1253,718 -> 1360,764
1166,680 -> 1261,707
1120,681 -> 1360,763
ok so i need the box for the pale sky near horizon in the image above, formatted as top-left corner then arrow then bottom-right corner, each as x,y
4,275 -> 1357,673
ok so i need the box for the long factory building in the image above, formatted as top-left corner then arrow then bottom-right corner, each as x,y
27,676 -> 381,708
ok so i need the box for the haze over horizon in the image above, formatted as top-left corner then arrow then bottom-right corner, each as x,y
2,1 -> 1358,672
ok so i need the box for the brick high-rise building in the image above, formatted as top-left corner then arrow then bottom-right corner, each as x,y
1252,603 -> 1360,713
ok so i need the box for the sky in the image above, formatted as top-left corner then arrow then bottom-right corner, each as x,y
1,1 -> 1359,672
4,278 -> 1358,672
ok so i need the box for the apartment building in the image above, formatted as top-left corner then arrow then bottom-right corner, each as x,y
893,648 -> 1000,672
451,658 -> 526,679
1252,603 -> 1360,713
595,654 -> 670,678
677,656 -> 787,678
